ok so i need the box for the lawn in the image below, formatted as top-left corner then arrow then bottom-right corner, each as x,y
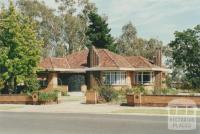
0,106 -> 22,110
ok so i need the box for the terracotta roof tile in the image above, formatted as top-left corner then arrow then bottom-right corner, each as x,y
39,57 -> 70,69
66,50 -> 88,69
39,48 -> 160,70
98,49 -> 132,68
125,56 -> 159,68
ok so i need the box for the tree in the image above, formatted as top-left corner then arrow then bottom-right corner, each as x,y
17,0 -> 95,56
17,0 -> 63,57
169,25 -> 200,89
86,12 -> 115,51
0,1 -> 43,93
116,22 -> 166,60
116,22 -> 140,55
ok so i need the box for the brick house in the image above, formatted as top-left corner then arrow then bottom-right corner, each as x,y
38,46 -> 170,92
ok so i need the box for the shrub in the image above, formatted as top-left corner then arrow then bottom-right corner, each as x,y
97,86 -> 118,102
38,91 -> 58,102
161,88 -> 177,95
24,75 -> 40,94
52,87 -> 68,96
125,86 -> 147,95
152,88 -> 162,95
153,88 -> 178,95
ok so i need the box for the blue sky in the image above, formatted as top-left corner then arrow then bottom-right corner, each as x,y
90,0 -> 200,44
2,0 -> 200,44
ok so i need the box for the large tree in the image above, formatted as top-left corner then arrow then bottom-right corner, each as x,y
169,25 -> 200,89
17,0 -> 64,57
17,0 -> 97,56
86,12 -> 115,51
116,22 -> 166,60
0,1 -> 42,93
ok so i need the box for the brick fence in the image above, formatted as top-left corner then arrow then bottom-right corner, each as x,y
0,94 -> 33,104
127,94 -> 200,107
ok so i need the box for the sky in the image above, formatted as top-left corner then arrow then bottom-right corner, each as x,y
89,0 -> 200,44
2,0 -> 200,45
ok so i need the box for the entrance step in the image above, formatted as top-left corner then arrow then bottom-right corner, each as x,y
68,92 -> 84,97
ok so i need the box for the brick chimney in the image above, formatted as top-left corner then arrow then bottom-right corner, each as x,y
87,45 -> 99,67
86,46 -> 100,90
154,48 -> 163,89
154,48 -> 162,67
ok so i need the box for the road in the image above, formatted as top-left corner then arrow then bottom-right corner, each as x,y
0,112 -> 199,134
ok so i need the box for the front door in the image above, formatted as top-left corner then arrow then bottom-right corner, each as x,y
68,74 -> 85,92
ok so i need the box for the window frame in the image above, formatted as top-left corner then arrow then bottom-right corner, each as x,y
103,71 -> 127,85
135,71 -> 154,85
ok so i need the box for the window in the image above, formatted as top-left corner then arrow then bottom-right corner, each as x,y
103,72 -> 127,85
136,72 -> 154,84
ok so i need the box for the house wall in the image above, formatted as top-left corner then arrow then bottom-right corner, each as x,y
38,70 -> 165,92
155,71 -> 162,89
98,71 -> 156,91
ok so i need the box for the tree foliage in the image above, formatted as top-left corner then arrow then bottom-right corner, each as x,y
86,12 -> 115,51
17,0 -> 97,56
116,22 -> 166,60
0,1 -> 42,93
169,25 -> 200,89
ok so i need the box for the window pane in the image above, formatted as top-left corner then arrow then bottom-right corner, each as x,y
143,72 -> 150,75
103,71 -> 126,85
116,72 -> 120,84
138,73 -> 142,84
143,74 -> 150,83
111,72 -> 115,84
105,74 -> 110,84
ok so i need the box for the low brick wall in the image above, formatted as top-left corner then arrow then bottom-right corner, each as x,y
0,94 -> 33,104
127,94 -> 200,107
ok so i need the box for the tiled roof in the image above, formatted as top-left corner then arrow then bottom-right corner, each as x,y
39,57 -> 70,69
98,49 -> 132,68
66,50 -> 88,69
125,56 -> 159,68
39,48 -> 160,70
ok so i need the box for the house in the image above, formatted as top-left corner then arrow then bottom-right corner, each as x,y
38,46 -> 170,92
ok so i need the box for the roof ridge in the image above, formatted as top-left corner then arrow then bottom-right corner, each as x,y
103,49 -> 120,67
138,56 -> 154,67
49,57 -> 54,69
65,57 -> 70,69
124,56 -> 135,67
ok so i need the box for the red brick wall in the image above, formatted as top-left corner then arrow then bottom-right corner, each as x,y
127,94 -> 200,107
0,95 -> 33,104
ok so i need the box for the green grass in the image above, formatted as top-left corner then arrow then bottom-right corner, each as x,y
0,106 -> 22,110
112,108 -> 200,116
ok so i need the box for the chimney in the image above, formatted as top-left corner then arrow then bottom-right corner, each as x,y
87,45 -> 99,67
154,48 -> 162,67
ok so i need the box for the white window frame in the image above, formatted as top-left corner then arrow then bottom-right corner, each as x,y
135,72 -> 154,85
103,71 -> 127,85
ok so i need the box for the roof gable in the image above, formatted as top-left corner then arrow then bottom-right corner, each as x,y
125,56 -> 159,68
